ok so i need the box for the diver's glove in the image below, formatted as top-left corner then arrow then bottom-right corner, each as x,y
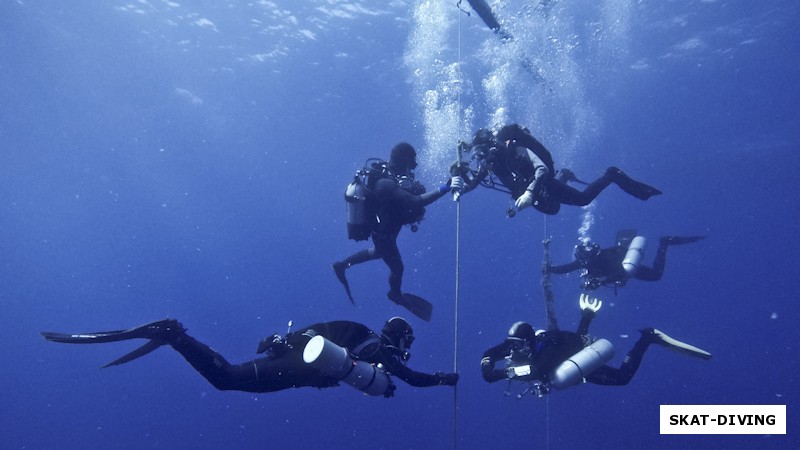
450,176 -> 465,201
256,333 -> 290,358
579,293 -> 602,315
435,372 -> 460,386
383,382 -> 397,398
515,190 -> 534,210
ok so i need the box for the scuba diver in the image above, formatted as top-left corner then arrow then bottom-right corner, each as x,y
42,317 -> 459,397
547,231 -> 706,291
452,124 -> 662,215
333,142 -> 462,321
480,294 -> 711,397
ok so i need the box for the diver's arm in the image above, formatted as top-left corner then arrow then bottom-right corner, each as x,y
547,259 -> 581,274
378,177 -> 448,209
577,294 -> 602,335
387,358 -> 449,387
524,150 -> 550,192
458,166 -> 488,194
480,342 -> 510,383
498,124 -> 554,189
576,310 -> 596,336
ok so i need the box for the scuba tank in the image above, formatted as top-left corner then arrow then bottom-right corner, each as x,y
622,236 -> 647,276
345,176 -> 375,241
549,338 -> 615,389
303,335 -> 392,397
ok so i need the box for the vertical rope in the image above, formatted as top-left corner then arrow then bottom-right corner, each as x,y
452,4 -> 464,450
541,216 -> 552,450
452,202 -> 460,450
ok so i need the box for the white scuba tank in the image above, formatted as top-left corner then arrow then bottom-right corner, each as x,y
303,335 -> 390,396
549,339 -> 615,389
622,236 -> 647,276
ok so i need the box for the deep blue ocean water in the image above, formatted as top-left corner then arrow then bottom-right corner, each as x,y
2,1 -> 798,449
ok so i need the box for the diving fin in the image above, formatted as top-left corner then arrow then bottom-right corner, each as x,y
660,236 -> 706,246
41,319 -> 185,344
332,262 -> 355,305
42,328 -> 136,344
41,319 -> 185,368
101,340 -> 166,368
388,291 -> 433,322
608,168 -> 662,200
643,328 -> 712,360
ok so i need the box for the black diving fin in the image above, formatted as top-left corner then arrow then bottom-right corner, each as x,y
101,340 -> 166,368
41,319 -> 183,344
41,319 -> 184,368
388,292 -> 433,322
645,328 -> 712,361
332,263 -> 355,305
609,168 -> 662,200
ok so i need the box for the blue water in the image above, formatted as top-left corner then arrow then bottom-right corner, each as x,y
2,1 -> 798,449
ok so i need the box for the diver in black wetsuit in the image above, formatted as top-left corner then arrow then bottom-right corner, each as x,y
480,294 -> 711,395
332,142 -> 462,320
547,232 -> 706,291
42,317 -> 459,397
453,124 -> 661,215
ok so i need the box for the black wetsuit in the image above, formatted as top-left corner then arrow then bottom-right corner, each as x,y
481,312 -> 650,386
338,174 -> 446,294
460,124 -> 658,215
548,241 -> 670,289
170,320 -> 444,393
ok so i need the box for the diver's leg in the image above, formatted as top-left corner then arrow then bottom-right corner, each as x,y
380,233 -> 404,297
606,167 -> 662,200
169,334 -> 262,392
550,174 -> 614,206
635,241 -> 668,281
332,237 -> 384,302
336,247 -> 380,268
587,334 -> 651,386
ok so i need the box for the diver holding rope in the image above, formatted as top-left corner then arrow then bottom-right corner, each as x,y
451,124 -> 662,216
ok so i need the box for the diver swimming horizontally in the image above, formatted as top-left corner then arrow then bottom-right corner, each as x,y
547,230 -> 706,291
452,124 -> 661,216
480,294 -> 711,397
42,317 -> 459,397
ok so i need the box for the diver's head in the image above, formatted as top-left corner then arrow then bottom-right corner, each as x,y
471,128 -> 497,158
381,316 -> 415,352
507,321 -> 536,357
507,321 -> 536,342
575,241 -> 601,263
389,142 -> 418,173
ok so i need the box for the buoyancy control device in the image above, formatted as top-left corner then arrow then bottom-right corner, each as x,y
344,159 -> 425,241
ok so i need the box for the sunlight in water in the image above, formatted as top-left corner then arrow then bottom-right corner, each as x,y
404,0 -> 634,183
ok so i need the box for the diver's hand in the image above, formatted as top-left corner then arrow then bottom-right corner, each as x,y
515,190 -> 534,210
383,382 -> 397,398
435,371 -> 459,386
256,333 -> 289,357
450,176 -> 465,201
579,293 -> 602,314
